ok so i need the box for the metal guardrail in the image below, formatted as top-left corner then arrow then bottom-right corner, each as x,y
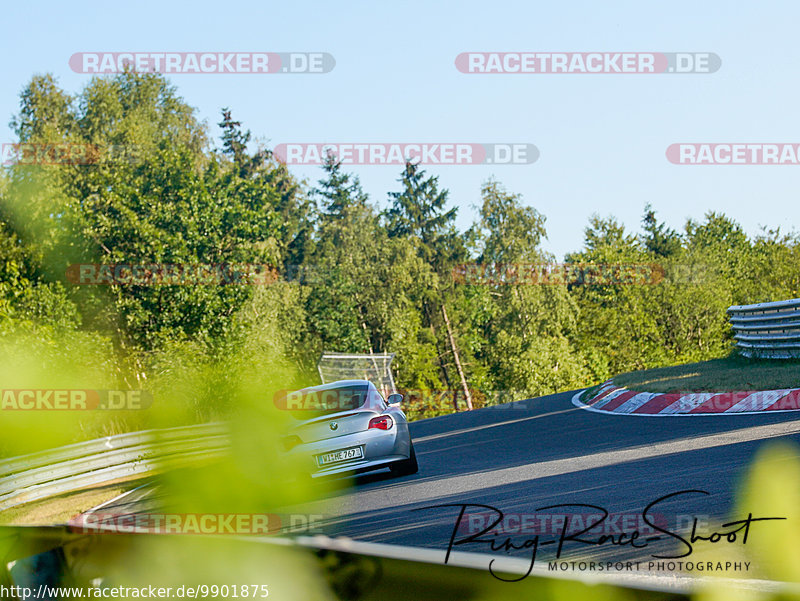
3,524 -> 792,597
728,298 -> 800,358
0,423 -> 228,511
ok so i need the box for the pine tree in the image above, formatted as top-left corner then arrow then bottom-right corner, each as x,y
385,161 -> 457,255
641,203 -> 681,257
315,152 -> 369,221
218,108 -> 269,177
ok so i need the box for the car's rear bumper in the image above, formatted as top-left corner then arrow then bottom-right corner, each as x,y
286,423 -> 412,477
312,454 -> 408,478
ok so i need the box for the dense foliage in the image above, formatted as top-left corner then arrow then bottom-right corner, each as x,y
2,72 -> 799,424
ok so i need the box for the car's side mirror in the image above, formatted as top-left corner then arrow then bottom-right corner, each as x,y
387,393 -> 404,405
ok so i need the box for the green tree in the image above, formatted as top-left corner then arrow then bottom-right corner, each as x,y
641,203 -> 681,258
3,73 -> 308,385
468,180 -> 588,396
385,162 -> 472,408
385,162 -> 457,263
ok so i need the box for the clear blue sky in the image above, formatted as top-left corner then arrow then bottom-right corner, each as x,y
2,0 -> 799,259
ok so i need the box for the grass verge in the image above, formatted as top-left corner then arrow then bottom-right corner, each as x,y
612,355 -> 800,393
0,483 -> 135,526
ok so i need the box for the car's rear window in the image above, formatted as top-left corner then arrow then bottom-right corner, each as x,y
281,384 -> 369,419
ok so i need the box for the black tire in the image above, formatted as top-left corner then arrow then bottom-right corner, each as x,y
390,442 -> 418,476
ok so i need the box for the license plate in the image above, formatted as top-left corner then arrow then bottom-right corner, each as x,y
317,446 -> 363,466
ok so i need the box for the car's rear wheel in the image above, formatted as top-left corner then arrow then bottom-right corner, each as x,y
390,442 -> 418,476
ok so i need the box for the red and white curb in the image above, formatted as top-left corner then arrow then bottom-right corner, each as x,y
572,380 -> 800,416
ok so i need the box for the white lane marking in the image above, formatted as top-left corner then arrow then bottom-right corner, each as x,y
79,483 -> 152,517
299,417 -> 800,519
414,408 -> 578,444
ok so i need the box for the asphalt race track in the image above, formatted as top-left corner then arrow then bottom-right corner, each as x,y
91,389 -> 800,577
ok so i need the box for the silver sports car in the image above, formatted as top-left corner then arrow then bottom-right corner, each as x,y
279,380 -> 418,478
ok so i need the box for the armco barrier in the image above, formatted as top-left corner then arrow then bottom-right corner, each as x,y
0,423 -> 227,511
728,298 -> 800,359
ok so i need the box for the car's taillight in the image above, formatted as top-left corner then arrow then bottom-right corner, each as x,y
368,415 -> 394,430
